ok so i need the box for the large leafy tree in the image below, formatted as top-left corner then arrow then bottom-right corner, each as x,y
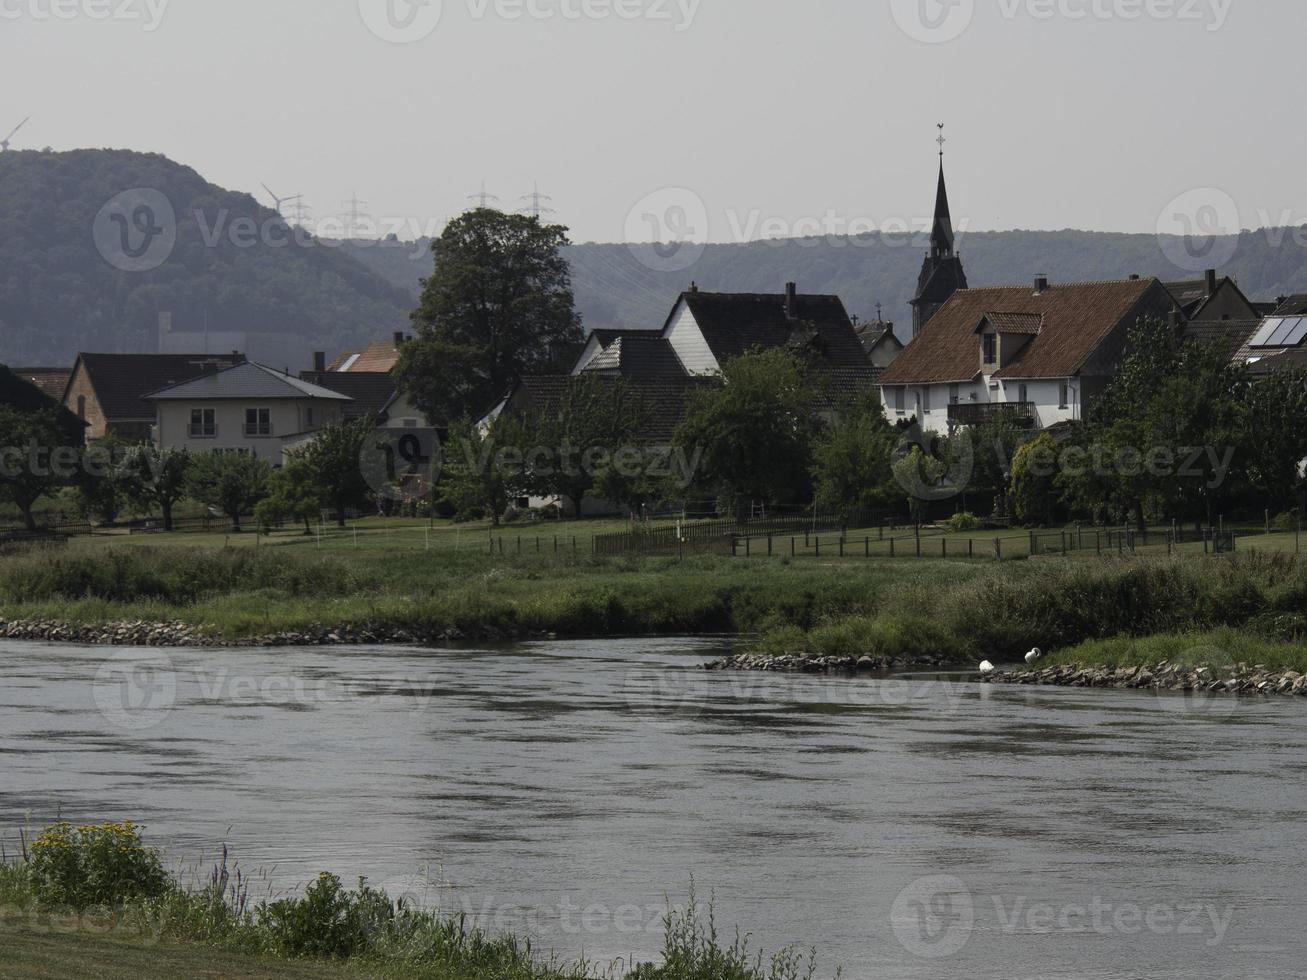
395,209 -> 583,423
1243,366 -> 1307,509
0,406 -> 74,530
439,415 -> 529,526
810,392 -> 898,521
119,445 -> 190,532
291,419 -> 375,528
186,452 -> 271,531
255,458 -> 323,535
674,348 -> 821,515
521,374 -> 648,516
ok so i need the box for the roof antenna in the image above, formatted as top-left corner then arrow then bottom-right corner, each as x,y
937,123 -> 946,159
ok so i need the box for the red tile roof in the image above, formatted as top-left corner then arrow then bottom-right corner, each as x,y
882,279 -> 1173,384
13,368 -> 72,402
327,341 -> 401,373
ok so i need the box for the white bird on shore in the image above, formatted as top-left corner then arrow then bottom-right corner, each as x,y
979,661 -> 996,675
1025,648 -> 1043,666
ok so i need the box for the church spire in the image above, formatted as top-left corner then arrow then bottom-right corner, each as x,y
931,125 -> 955,258
910,125 -> 968,339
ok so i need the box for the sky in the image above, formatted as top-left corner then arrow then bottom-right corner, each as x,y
1,0 -> 1303,245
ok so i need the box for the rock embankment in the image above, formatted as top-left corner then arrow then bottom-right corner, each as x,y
984,660 -> 1307,697
707,652 -> 962,673
0,618 -> 545,648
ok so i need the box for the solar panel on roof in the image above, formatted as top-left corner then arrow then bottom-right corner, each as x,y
1284,317 -> 1307,348
1264,316 -> 1301,347
1250,318 -> 1284,347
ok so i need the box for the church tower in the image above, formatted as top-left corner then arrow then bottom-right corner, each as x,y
910,127 -> 968,338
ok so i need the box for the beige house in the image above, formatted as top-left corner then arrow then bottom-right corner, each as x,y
146,361 -> 352,462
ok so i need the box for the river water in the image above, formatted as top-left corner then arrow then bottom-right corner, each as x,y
2,636 -> 1305,979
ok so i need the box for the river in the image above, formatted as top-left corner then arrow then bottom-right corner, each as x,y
2,636 -> 1305,979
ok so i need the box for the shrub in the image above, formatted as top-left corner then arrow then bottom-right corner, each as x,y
257,873 -> 398,960
27,821 -> 169,911
944,512 -> 982,532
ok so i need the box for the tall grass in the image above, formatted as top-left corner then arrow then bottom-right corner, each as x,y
760,554 -> 1307,661
0,829 -> 838,980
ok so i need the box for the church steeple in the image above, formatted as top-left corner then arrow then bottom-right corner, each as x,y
931,160 -> 955,259
911,125 -> 968,339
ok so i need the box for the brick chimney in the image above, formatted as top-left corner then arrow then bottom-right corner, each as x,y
313,351 -> 326,373
393,331 -> 405,347
1034,275 -> 1050,295
1205,268 -> 1219,294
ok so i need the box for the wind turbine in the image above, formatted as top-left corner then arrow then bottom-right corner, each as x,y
261,183 -> 302,217
1,117 -> 30,153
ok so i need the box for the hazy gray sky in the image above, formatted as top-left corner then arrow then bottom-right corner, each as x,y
2,0 -> 1301,245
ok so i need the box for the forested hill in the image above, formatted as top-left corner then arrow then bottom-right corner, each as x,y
346,227 -> 1307,335
0,149 -> 414,366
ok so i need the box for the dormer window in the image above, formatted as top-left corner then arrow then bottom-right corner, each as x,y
983,334 -> 997,366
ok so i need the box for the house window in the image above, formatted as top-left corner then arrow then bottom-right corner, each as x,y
189,408 -> 216,438
1018,384 -> 1029,405
77,395 -> 86,419
892,387 -> 905,413
245,408 -> 272,437
306,405 -> 315,426
983,334 -> 997,366
1059,381 -> 1069,410
921,387 -> 932,413
949,383 -> 960,405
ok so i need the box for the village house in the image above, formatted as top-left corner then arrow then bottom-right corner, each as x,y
62,352 -> 245,442
326,333 -> 410,373
145,360 -> 352,462
1164,269 -> 1261,322
880,275 -> 1180,434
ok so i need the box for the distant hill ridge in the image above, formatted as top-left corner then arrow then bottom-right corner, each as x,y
3,149 -> 1306,367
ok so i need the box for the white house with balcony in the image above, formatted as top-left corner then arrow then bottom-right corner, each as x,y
879,276 -> 1180,434
145,361 -> 353,462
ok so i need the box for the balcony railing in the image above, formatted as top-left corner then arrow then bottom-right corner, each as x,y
243,424 -> 273,437
947,401 -> 1037,428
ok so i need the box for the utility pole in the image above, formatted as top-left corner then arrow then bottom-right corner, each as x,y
519,181 -> 555,220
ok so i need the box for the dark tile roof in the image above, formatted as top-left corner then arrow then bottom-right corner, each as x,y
76,353 -> 244,421
1183,319 -> 1263,358
580,336 -> 688,383
1164,279 -> 1212,315
1248,347 -> 1307,377
853,321 -> 901,354
13,368 -> 72,402
882,279 -> 1170,385
674,290 -> 877,400
506,374 -> 703,443
146,362 -> 353,402
300,371 -> 397,418
1272,295 -> 1307,317
590,328 -> 662,347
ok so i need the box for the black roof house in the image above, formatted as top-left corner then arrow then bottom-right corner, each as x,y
910,152 -> 969,339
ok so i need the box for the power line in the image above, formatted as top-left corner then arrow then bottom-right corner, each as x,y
467,180 -> 500,210
519,181 -> 555,219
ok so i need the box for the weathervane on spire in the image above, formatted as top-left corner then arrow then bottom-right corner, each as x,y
937,123 -> 946,159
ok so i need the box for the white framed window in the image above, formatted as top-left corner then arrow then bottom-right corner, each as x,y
189,408 -> 216,438
949,383 -> 960,404
892,387 -> 905,413
982,334 -> 997,366
244,407 -> 272,437
921,387 -> 932,413
1059,381 -> 1069,409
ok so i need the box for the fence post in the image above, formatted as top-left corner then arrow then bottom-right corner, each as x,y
915,525 -> 921,558
1030,530 -> 1037,556
791,536 -> 796,557
746,536 -> 752,558
1297,519 -> 1301,554
969,539 -> 974,559
941,538 -> 947,559
768,534 -> 773,557
890,537 -> 896,558
1267,509 -> 1272,535
815,537 -> 821,557
865,536 -> 870,558
995,537 -> 1001,561
1096,531 -> 1101,557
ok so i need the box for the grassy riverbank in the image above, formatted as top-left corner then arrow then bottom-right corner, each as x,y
1040,628 -> 1307,673
0,823 -> 830,980
1,523 -> 1305,668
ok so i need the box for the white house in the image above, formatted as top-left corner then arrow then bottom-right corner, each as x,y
879,276 -> 1179,434
146,361 -> 353,462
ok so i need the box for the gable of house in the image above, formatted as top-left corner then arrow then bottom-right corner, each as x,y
65,353 -> 244,440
